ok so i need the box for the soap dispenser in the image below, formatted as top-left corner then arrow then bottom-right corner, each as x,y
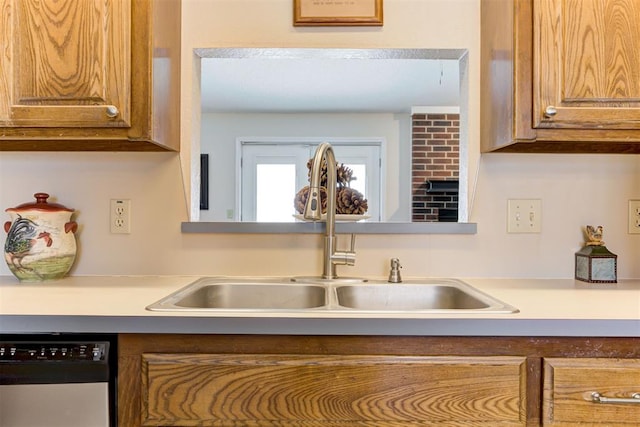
388,258 -> 402,283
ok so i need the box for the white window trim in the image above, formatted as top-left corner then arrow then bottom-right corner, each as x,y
236,137 -> 386,222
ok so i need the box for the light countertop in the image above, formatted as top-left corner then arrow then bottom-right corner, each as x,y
1,275 -> 639,336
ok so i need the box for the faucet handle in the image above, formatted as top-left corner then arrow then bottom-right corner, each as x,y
332,251 -> 356,266
331,234 -> 357,267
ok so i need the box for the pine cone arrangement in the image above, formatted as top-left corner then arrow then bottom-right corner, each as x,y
306,158 -> 329,187
336,163 -> 354,187
296,155 -> 368,216
306,158 -> 354,187
336,187 -> 368,215
294,186 -> 328,214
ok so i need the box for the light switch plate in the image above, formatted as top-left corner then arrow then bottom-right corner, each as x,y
629,200 -> 640,234
507,199 -> 542,233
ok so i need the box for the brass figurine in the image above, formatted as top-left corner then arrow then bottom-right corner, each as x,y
585,225 -> 604,246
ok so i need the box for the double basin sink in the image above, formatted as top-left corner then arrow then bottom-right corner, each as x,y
146,277 -> 518,314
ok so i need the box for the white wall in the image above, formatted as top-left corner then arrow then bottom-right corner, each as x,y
180,0 -> 481,221
0,0 -> 638,280
200,112 -> 411,221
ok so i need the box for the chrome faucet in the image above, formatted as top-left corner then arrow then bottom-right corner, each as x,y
304,142 -> 356,279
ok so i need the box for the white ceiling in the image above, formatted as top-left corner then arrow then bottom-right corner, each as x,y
200,54 -> 461,114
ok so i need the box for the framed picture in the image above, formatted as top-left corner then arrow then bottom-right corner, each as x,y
294,0 -> 383,27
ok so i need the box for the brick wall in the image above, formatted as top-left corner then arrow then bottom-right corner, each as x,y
411,113 -> 460,222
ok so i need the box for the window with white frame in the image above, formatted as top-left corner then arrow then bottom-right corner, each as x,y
239,139 -> 382,222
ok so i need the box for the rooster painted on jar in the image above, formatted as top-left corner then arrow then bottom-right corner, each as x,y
4,193 -> 78,282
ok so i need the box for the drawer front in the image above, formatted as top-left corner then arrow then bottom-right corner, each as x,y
543,358 -> 640,426
141,354 -> 527,426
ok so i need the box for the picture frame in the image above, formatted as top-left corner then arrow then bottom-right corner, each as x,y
294,0 -> 383,27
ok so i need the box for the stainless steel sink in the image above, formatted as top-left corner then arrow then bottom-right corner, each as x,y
146,277 -> 518,313
147,278 -> 326,311
336,284 -> 487,310
335,280 -> 517,312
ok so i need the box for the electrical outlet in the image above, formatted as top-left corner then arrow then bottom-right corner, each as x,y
110,199 -> 131,234
507,199 -> 542,233
629,200 -> 640,234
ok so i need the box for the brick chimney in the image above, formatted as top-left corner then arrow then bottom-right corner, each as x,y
411,113 -> 460,222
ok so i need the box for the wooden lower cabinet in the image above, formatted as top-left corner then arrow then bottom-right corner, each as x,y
141,353 -> 526,426
118,335 -> 640,427
543,358 -> 640,426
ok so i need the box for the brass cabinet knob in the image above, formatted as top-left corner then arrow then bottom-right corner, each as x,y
544,106 -> 557,118
105,105 -> 119,118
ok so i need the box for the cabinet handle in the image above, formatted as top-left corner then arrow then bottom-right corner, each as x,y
590,391 -> 640,405
105,105 -> 119,118
544,106 -> 557,118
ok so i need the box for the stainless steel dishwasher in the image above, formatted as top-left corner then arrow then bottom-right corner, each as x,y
0,334 -> 116,427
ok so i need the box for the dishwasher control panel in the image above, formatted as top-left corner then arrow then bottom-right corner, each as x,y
0,341 -> 111,384
0,342 -> 107,362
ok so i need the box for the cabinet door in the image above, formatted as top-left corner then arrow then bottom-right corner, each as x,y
141,353 -> 527,426
543,358 -> 640,426
0,0 -> 130,128
534,0 -> 640,129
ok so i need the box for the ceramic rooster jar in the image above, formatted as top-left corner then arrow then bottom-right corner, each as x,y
4,193 -> 78,282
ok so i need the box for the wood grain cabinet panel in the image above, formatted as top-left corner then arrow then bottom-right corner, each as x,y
534,0 -> 640,130
0,0 -> 130,128
140,353 -> 528,426
543,358 -> 640,426
119,335 -> 640,426
481,0 -> 640,153
0,0 -> 180,151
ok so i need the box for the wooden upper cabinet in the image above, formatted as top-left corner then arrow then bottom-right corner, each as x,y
481,0 -> 640,153
0,0 -> 181,151
1,0 -> 130,128
534,0 -> 640,129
